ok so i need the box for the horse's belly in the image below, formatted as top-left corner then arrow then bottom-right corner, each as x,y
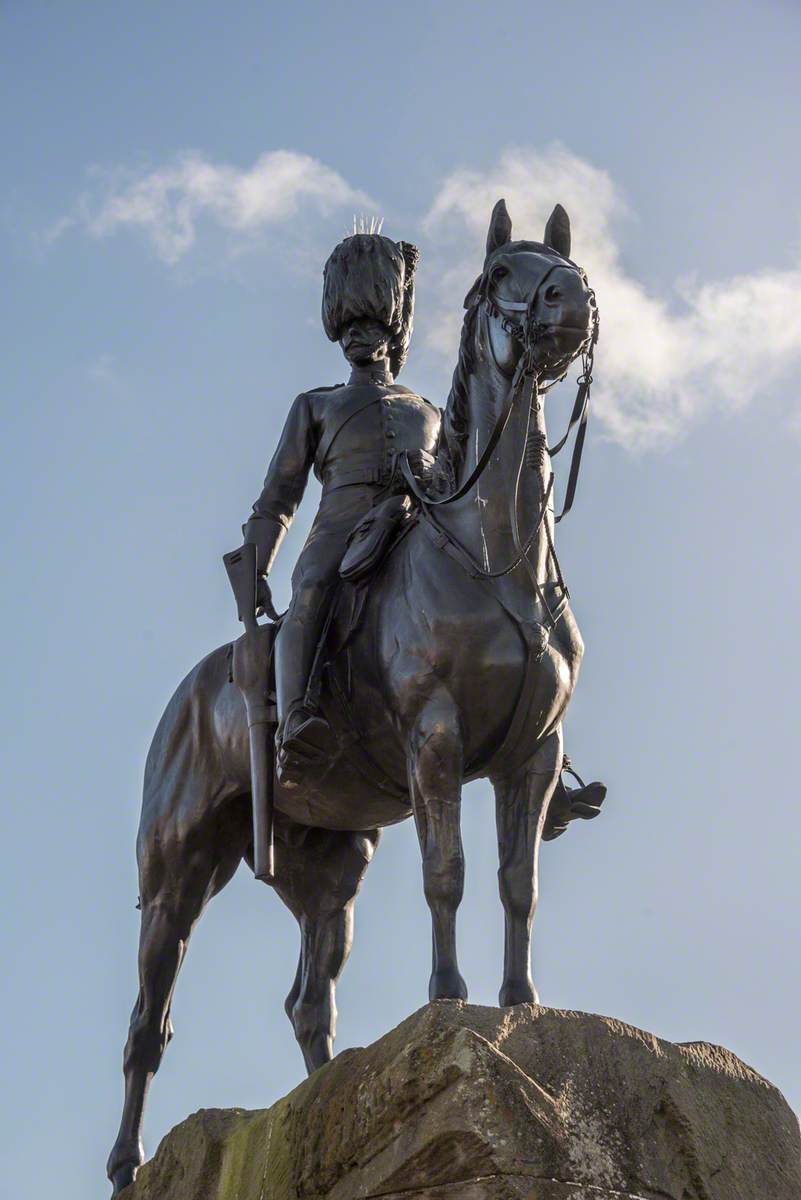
275,772 -> 411,832
217,683 -> 412,832
213,561 -> 583,828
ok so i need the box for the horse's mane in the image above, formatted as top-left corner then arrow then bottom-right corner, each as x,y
437,297 -> 479,489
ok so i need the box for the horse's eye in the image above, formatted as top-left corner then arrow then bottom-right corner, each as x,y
491,265 -> 509,285
544,285 -> 562,304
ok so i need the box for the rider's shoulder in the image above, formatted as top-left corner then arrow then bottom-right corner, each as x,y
299,383 -> 346,400
390,384 -> 439,411
293,384 -> 345,413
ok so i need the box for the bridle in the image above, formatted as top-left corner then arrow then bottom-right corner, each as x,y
398,254 -> 599,629
486,259 -> 599,523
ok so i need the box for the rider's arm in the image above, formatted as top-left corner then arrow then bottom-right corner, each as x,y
242,392 -> 315,574
411,400 -> 461,496
431,395 -> 467,496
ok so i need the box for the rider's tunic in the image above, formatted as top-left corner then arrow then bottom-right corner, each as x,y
249,382 -> 440,653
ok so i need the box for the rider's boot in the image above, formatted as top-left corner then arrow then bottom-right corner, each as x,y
542,758 -> 607,841
273,612 -> 336,788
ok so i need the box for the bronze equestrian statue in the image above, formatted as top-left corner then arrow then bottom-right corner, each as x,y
107,203 -> 606,1196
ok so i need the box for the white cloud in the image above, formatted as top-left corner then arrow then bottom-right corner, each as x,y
77,150 -> 375,265
422,146 -> 801,449
56,143 -> 801,449
86,352 -> 119,388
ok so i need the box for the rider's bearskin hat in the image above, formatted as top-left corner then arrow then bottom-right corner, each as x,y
322,233 -> 419,376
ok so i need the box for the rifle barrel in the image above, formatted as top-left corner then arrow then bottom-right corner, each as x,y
247,706 -> 275,883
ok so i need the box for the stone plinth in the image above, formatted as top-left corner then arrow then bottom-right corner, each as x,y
124,1001 -> 801,1199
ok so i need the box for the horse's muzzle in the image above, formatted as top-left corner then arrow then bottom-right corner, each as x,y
536,322 -> 592,367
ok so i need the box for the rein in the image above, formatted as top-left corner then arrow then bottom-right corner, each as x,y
482,259 -> 599,524
550,336 -> 595,523
401,267 -> 597,519
398,259 -> 599,626
399,347 -> 525,506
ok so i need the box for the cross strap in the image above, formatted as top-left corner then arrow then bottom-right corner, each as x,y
315,391 -> 382,476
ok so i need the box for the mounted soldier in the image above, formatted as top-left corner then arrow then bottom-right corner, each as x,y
108,200 -> 609,1195
236,223 -> 605,808
240,229 -> 441,785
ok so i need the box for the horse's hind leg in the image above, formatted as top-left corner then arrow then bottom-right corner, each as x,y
275,825 -> 379,1074
107,797 -> 249,1195
407,691 -> 468,1002
493,727 -> 562,1007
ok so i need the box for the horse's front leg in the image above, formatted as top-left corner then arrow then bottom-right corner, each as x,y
407,690 -> 468,1001
492,726 -> 563,1007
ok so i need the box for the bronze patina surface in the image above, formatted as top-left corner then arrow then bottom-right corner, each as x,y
107,203 -> 607,1195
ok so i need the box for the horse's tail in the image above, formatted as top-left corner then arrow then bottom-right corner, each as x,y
138,642 -> 235,855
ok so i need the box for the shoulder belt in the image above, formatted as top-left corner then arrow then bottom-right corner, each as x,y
316,391 -> 382,475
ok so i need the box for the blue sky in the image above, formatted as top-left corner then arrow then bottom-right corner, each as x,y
3,3 -> 801,1197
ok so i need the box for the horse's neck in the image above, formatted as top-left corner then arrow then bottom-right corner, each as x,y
439,357 -> 556,607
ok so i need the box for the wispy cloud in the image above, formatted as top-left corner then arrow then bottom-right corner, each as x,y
62,150 -> 374,265
423,146 -> 801,449
86,352 -> 121,389
52,143 -> 801,449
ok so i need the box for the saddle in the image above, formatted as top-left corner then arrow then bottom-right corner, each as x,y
268,493 -> 418,795
299,493 -> 416,709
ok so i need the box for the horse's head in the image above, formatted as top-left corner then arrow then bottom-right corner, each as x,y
466,199 -> 598,382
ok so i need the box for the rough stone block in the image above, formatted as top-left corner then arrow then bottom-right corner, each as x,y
124,1001 -> 801,1199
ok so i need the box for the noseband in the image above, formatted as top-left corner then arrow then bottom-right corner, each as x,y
487,258 -> 595,371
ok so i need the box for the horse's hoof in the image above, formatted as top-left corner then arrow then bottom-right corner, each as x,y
110,1164 -> 137,1196
429,968 -> 468,1001
107,1140 -> 143,1196
499,978 -> 538,1006
301,1032 -> 334,1075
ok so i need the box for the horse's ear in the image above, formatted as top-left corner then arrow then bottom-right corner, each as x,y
544,204 -> 571,257
486,199 -> 512,255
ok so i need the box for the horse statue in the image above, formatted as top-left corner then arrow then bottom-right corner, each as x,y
107,199 -> 604,1195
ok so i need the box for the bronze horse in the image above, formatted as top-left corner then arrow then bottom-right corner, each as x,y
107,200 -> 601,1195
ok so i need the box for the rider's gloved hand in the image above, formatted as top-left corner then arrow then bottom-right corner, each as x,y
407,449 -> 450,496
407,449 -> 436,480
256,575 -> 281,622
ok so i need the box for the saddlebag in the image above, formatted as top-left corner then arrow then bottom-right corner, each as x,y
339,494 -> 414,583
